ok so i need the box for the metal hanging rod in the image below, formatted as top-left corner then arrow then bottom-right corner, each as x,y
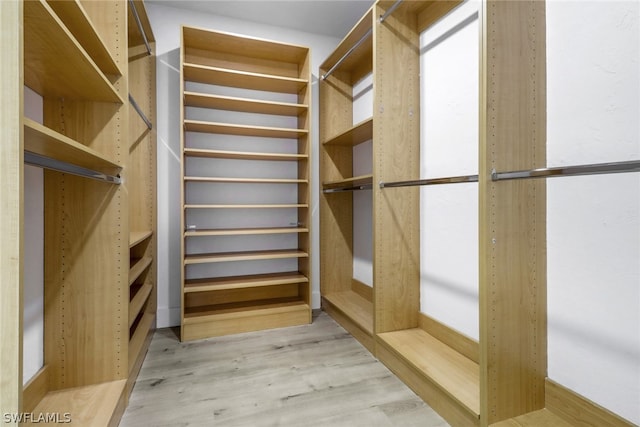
129,94 -> 153,130
379,0 -> 404,23
321,28 -> 372,80
323,183 -> 373,193
492,160 -> 640,181
380,174 -> 478,188
129,0 -> 151,56
25,152 -> 121,184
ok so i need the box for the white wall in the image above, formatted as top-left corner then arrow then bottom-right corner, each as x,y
23,87 -> 44,384
419,0 -> 480,340
546,1 -> 640,423
147,3 -> 342,327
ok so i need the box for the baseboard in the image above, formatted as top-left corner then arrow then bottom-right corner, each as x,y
545,378 -> 636,427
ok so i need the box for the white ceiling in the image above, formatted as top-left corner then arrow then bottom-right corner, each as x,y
149,0 -> 375,38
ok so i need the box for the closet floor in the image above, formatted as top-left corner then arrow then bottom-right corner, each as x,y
120,311 -> 449,427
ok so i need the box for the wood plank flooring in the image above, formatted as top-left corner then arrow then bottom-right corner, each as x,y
120,312 -> 449,426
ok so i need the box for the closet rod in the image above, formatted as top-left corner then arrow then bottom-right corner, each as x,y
25,151 -> 122,184
129,0 -> 151,56
321,28 -> 372,80
129,94 -> 153,130
491,160 -> 640,181
323,183 -> 373,193
379,0 -> 403,23
379,174 -> 478,188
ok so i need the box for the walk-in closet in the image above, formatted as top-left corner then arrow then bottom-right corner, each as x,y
2,1 -> 638,426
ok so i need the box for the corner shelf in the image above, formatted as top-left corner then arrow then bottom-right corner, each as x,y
24,0 -> 123,103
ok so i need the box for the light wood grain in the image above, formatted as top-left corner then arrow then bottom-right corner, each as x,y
183,63 -> 307,93
545,379 -> 637,427
323,117 -> 373,146
185,272 -> 308,293
47,0 -> 121,75
0,0 -> 23,417
122,313 -> 449,426
24,0 -> 122,103
490,409 -> 573,427
419,313 -> 479,364
184,119 -> 307,139
129,256 -> 152,286
377,329 -> 480,420
23,380 -> 127,427
129,283 -> 153,327
324,291 -> 373,335
184,91 -> 307,116
185,203 -> 308,209
184,176 -> 307,184
323,174 -> 373,189
185,227 -> 308,237
24,118 -> 122,176
127,0 -> 155,49
184,147 -> 307,161
23,365 -> 48,414
479,2 -> 547,424
129,230 -> 153,248
184,249 -> 309,265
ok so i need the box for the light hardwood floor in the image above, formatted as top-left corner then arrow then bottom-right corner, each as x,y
120,311 -> 449,426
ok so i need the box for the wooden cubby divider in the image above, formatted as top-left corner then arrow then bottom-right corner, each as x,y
180,26 -> 312,341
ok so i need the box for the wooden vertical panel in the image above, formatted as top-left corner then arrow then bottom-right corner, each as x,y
0,0 -> 23,419
319,68 -> 354,297
479,1 -> 547,425
298,50 -> 311,313
373,2 -> 421,334
43,0 -> 128,390
179,26 -> 187,339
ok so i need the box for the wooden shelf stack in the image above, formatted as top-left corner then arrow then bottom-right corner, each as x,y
180,26 -> 312,341
0,1 -> 157,425
321,1 -> 633,427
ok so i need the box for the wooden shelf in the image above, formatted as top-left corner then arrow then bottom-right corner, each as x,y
128,312 -> 154,374
129,283 -> 153,327
184,148 -> 307,161
184,249 -> 308,265
129,256 -> 152,286
24,0 -> 123,103
24,118 -> 121,176
185,272 -> 308,293
183,63 -> 307,94
183,26 -> 308,66
185,176 -> 307,184
23,380 -> 127,427
184,119 -> 307,139
127,0 -> 155,49
490,409 -> 574,427
377,328 -> 480,419
320,7 -> 373,78
185,227 -> 308,237
323,174 -> 373,189
185,203 -> 308,209
184,91 -> 307,116
324,290 -> 373,335
184,297 -> 308,322
47,0 -> 121,76
324,118 -> 373,146
129,230 -> 153,248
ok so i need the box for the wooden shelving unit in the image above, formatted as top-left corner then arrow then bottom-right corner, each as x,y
180,26 -> 312,341
3,1 -> 157,424
319,6 -> 375,352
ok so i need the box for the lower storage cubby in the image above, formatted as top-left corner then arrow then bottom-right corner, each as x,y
376,328 -> 480,427
322,289 -> 373,352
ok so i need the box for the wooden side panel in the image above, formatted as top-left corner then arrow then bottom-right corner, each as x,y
319,68 -> 354,297
0,0 -> 23,417
373,2 -> 421,334
298,49 -> 311,315
479,2 -> 547,425
43,0 -> 128,391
